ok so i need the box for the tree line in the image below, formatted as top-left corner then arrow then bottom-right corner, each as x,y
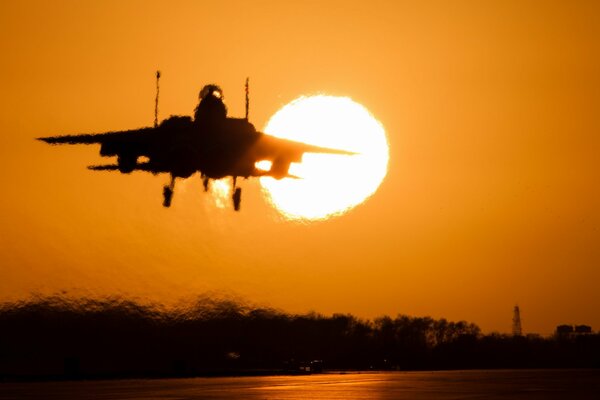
0,295 -> 598,380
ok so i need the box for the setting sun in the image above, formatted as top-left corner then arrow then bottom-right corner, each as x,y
261,95 -> 389,220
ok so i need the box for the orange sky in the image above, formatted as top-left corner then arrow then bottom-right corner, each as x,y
1,0 -> 599,334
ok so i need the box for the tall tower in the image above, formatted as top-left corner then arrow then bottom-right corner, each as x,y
512,305 -> 523,336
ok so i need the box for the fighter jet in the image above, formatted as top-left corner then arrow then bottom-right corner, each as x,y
38,76 -> 354,210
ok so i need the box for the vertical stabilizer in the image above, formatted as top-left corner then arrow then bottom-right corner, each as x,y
245,77 -> 250,121
154,70 -> 161,128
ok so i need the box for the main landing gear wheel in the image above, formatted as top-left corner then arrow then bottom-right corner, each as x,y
163,186 -> 173,207
163,176 -> 176,208
232,187 -> 242,211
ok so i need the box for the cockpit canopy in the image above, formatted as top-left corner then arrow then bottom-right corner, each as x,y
199,84 -> 223,100
195,84 -> 227,122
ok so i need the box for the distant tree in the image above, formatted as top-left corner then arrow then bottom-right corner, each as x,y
1,295 -> 598,380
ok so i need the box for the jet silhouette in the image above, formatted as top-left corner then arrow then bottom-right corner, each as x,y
38,78 -> 354,210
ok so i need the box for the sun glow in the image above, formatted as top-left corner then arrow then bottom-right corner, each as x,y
255,160 -> 273,172
261,95 -> 389,220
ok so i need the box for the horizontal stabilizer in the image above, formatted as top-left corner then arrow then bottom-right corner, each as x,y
87,162 -> 159,173
87,164 -> 119,171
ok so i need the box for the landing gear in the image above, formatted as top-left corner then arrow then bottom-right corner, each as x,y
232,187 -> 242,211
232,176 -> 242,211
202,175 -> 210,192
163,175 -> 175,207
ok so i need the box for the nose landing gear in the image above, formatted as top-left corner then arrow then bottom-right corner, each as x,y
163,175 -> 175,207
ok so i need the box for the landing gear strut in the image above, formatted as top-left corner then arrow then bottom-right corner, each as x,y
163,175 -> 175,207
232,176 -> 242,211
233,187 -> 242,211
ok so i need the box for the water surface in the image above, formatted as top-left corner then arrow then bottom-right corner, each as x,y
1,369 -> 598,399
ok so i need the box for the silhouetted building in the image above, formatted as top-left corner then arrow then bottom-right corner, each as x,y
556,324 -> 593,337
556,324 -> 574,336
575,325 -> 592,334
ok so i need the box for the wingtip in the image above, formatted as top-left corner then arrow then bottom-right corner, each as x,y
37,136 -> 61,144
87,164 -> 118,171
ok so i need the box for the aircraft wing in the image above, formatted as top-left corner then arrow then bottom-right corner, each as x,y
256,134 -> 356,162
37,127 -> 155,145
246,133 -> 356,180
